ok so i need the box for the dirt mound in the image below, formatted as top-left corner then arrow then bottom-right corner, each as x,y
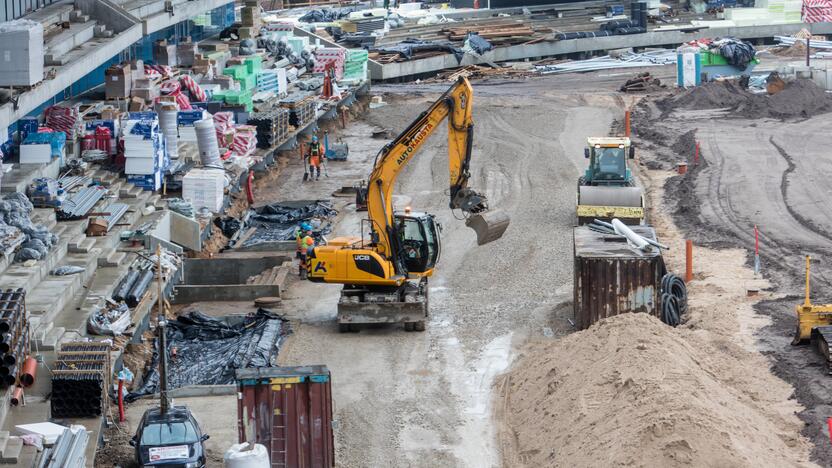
657,79 -> 832,119
500,313 -> 812,468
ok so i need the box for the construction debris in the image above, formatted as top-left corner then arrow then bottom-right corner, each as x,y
620,72 -> 665,92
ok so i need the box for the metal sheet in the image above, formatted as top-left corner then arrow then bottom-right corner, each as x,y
573,226 -> 664,330
236,366 -> 334,468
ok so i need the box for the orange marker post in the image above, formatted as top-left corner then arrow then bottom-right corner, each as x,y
685,240 -> 693,283
624,110 -> 631,137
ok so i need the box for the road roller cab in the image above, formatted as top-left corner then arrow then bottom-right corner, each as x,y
577,137 -> 644,225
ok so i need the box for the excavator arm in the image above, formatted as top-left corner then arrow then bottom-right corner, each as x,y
366,76 -> 510,265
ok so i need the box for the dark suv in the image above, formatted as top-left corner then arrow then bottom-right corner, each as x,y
130,405 -> 209,468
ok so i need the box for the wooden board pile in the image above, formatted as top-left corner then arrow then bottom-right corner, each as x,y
427,65 -> 534,82
442,24 -> 537,44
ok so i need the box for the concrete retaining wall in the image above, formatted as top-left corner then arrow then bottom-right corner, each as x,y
173,284 -> 282,303
371,22 -> 832,80
183,255 -> 290,285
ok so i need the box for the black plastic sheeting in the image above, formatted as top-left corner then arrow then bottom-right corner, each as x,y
465,33 -> 493,55
371,39 -> 464,63
125,309 -> 289,402
242,200 -> 336,248
718,39 -> 756,68
214,216 -> 242,238
298,7 -> 357,23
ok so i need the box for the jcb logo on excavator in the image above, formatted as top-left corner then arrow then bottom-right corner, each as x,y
396,122 -> 434,166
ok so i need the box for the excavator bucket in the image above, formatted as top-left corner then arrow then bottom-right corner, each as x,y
466,210 -> 510,245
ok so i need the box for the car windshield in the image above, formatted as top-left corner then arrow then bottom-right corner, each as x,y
140,421 -> 198,446
593,147 -> 625,178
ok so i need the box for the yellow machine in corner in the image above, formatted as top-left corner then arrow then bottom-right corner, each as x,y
307,77 -> 510,333
793,255 -> 832,369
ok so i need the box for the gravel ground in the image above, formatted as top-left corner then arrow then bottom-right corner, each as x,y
276,78 -> 621,467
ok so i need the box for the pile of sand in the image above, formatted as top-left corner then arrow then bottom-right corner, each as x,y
657,79 -> 832,119
499,313 -> 812,467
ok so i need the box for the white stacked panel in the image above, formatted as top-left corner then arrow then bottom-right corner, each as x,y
0,20 -> 44,86
182,168 -> 225,212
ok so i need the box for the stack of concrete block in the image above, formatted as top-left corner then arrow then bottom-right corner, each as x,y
240,0 -> 262,39
0,20 -> 44,87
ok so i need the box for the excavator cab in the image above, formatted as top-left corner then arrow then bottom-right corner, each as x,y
394,211 -> 441,275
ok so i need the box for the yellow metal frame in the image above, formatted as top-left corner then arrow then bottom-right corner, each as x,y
794,255 -> 832,343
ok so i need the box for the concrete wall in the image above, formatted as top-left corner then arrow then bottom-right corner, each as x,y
173,284 -> 282,302
183,255 -> 291,285
76,0 -> 140,33
136,0 -> 234,35
371,22 -> 832,80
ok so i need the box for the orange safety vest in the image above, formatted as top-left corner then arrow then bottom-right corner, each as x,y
308,143 -> 323,166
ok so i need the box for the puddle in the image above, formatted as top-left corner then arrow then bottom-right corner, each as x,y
449,333 -> 513,467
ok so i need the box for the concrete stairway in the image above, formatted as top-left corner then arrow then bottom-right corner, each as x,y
0,432 -> 22,464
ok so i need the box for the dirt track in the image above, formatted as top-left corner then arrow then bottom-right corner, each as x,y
268,68 -> 825,467
639,105 -> 832,462
274,77 -> 625,467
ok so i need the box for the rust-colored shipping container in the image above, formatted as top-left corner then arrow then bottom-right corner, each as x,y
236,366 -> 334,468
573,225 -> 665,330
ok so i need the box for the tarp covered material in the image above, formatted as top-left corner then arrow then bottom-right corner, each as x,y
0,193 -> 57,262
298,7 -> 357,23
463,32 -> 493,56
371,39 -> 464,63
241,200 -> 336,248
717,38 -> 756,68
125,309 -> 289,401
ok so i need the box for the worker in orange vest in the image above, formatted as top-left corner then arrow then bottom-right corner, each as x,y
305,135 -> 325,181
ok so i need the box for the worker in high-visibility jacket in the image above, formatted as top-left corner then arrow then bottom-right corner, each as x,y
306,135 -> 325,181
295,222 -> 313,260
298,232 -> 315,279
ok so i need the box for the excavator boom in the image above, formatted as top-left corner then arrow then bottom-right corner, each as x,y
367,76 -> 509,256
307,77 -> 509,332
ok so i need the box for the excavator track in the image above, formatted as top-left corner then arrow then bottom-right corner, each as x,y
812,326 -> 832,373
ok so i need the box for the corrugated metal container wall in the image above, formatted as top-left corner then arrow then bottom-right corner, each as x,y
573,226 -> 664,330
236,366 -> 334,468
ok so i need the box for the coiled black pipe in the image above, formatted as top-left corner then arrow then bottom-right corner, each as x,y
660,274 -> 688,327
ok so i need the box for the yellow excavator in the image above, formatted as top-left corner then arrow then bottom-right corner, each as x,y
793,255 -> 832,371
308,77 -> 510,332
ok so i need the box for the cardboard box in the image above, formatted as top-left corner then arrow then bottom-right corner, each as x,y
105,63 -> 131,99
128,97 -> 147,112
132,84 -> 159,101
201,43 -> 229,52
153,40 -> 178,67
238,27 -> 258,39
177,41 -> 197,67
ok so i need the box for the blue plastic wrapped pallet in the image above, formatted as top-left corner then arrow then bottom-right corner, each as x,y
128,111 -> 157,120
127,172 -> 162,191
18,117 -> 38,141
177,110 -> 205,126
22,131 -> 66,157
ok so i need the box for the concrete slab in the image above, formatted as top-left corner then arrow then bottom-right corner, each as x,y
45,21 -> 98,59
